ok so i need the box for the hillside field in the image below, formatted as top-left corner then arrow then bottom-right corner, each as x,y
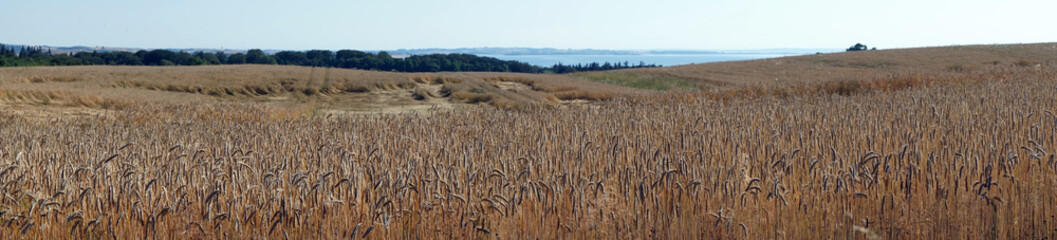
1,43 -> 1056,239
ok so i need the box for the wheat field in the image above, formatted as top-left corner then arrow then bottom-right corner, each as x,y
1,46 -> 1056,239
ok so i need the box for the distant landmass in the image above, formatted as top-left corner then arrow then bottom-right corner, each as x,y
389,47 -> 839,56
0,43 -> 837,56
387,48 -> 719,56
0,44 -> 246,55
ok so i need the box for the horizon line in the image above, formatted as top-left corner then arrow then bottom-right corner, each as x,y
0,42 -> 847,52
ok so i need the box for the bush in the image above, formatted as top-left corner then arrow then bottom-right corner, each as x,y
846,43 -> 869,52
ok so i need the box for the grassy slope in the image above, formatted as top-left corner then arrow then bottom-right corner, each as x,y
1,43 -> 1055,112
591,43 -> 1057,90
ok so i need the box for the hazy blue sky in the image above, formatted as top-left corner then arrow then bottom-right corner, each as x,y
2,0 -> 1054,50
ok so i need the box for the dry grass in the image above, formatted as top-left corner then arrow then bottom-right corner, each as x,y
1,44 -> 1056,238
623,42 -> 1057,88
0,65 -> 635,111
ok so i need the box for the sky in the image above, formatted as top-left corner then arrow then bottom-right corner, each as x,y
2,0 -> 1055,50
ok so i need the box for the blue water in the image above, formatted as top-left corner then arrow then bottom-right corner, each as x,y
480,53 -> 803,67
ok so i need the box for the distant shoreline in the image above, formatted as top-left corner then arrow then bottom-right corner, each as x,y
0,42 -> 837,57
480,52 -> 809,67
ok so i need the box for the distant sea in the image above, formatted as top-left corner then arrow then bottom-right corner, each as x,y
479,53 -> 809,67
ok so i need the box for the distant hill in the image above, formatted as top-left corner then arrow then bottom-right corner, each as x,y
609,42 -> 1057,89
0,43 -> 246,55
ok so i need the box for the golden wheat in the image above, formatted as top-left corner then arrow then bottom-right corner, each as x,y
1,53 -> 1056,239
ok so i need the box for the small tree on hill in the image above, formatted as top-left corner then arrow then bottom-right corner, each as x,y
847,43 -> 869,52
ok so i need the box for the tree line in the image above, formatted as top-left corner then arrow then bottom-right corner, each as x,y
550,62 -> 660,74
0,44 -> 660,73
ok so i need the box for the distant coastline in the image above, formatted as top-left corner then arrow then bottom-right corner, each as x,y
1,43 -> 839,68
0,43 -> 836,57
480,52 -> 807,67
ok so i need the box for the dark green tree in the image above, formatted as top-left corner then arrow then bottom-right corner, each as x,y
305,50 -> 334,67
227,53 -> 247,64
103,52 -> 142,65
274,51 -> 308,65
173,52 -> 205,65
0,44 -> 14,57
215,51 -> 228,63
74,51 -> 105,65
50,54 -> 82,65
194,51 -> 222,64
245,49 -> 276,64
847,43 -> 869,51
142,49 -> 176,65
